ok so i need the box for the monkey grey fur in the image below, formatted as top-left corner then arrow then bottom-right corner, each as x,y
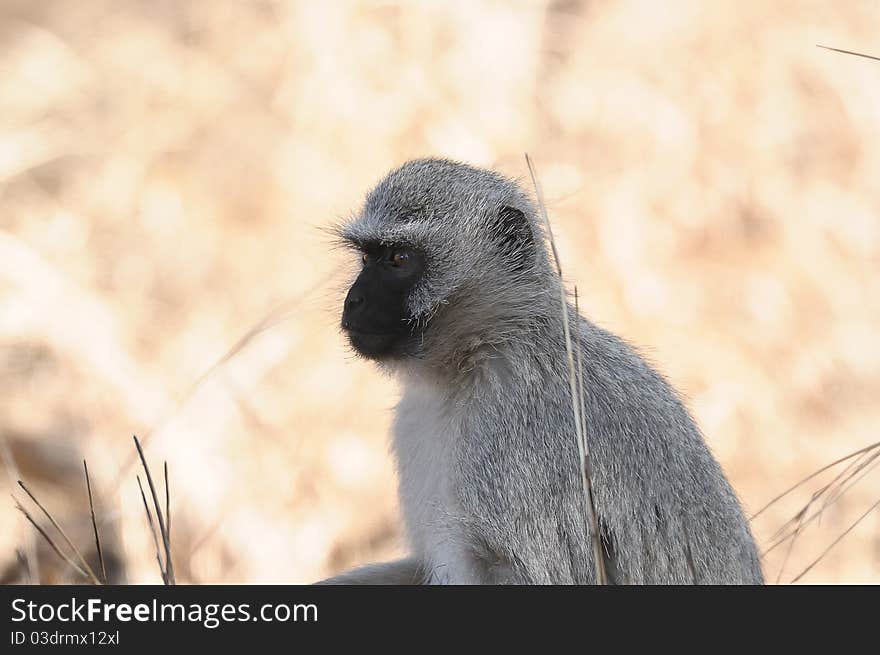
321,158 -> 764,584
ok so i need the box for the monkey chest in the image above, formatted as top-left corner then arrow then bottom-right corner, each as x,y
391,386 -> 480,582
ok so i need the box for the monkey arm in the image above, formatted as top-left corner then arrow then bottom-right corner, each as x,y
314,557 -> 427,585
454,412 -> 593,584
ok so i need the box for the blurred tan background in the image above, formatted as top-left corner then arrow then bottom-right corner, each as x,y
1,0 -> 879,585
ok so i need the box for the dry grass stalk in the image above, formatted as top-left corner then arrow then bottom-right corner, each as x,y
16,437 -> 176,585
525,153 -> 607,585
83,460 -> 107,584
137,475 -> 168,584
14,500 -> 91,582
751,439 -> 880,520
817,44 -> 880,62
752,438 -> 880,582
133,435 -> 175,585
111,287 -> 322,492
761,443 -> 880,558
573,287 -> 609,582
1,436 -> 40,583
17,480 -> 101,584
164,461 -> 171,545
790,496 -> 880,583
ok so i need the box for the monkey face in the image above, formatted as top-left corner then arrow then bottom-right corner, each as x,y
341,243 -> 425,360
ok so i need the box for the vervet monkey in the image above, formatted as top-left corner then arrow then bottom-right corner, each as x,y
319,158 -> 763,584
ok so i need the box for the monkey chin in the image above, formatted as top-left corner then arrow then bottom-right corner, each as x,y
344,329 -> 408,361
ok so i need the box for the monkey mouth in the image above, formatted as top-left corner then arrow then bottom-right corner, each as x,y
342,327 -> 391,336
344,328 -> 407,359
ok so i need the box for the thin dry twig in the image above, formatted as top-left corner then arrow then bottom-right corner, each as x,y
762,445 -> 880,557
525,152 -> 607,585
137,475 -> 167,584
1,436 -> 40,583
817,44 -> 880,63
821,451 -> 880,513
133,435 -> 175,585
164,461 -> 171,545
775,506 -> 808,584
790,496 -> 880,584
573,287 -> 608,582
17,480 -> 101,584
112,287 -> 323,492
83,460 -> 107,584
14,500 -> 90,582
767,457 -> 858,544
751,439 -> 880,520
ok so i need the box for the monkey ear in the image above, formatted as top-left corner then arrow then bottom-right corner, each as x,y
495,205 -> 534,270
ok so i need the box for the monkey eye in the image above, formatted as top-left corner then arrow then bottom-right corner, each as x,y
361,252 -> 369,265
390,251 -> 410,267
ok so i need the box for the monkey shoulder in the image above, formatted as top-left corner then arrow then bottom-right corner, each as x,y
457,320 -> 753,532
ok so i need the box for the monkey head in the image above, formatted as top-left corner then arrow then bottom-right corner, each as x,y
336,158 -> 557,366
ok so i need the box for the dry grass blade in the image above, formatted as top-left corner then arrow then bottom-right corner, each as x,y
1,436 -> 40,583
574,286 -> 608,583
751,439 -> 880,520
112,286 -> 323,492
83,460 -> 107,584
133,435 -> 175,584
164,461 -> 170,544
822,453 -> 880,513
137,475 -> 167,584
762,444 -> 880,558
768,451 -> 864,543
790,496 -> 880,584
817,44 -> 880,63
775,508 -> 807,584
17,480 -> 101,584
14,499 -> 90,582
525,153 -> 607,585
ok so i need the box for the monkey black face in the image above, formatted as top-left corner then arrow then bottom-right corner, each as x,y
341,244 -> 425,360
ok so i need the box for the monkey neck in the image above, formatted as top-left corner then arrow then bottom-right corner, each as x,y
397,309 -> 568,389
